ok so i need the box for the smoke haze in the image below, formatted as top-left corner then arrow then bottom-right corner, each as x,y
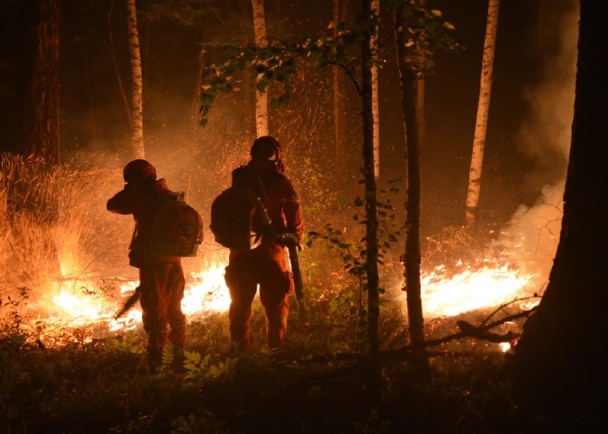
494,0 -> 579,289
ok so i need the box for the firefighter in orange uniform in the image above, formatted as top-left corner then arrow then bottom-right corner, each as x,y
107,159 -> 187,368
225,136 -> 304,352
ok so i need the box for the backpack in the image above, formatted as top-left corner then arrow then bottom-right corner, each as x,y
148,191 -> 204,257
210,169 -> 272,250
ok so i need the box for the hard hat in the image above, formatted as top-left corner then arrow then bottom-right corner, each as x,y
123,159 -> 157,183
250,136 -> 282,161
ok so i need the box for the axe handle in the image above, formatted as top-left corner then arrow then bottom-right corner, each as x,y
287,243 -> 306,311
114,290 -> 140,319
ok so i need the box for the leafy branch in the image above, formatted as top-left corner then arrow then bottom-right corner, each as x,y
306,180 -> 404,293
198,0 -> 459,126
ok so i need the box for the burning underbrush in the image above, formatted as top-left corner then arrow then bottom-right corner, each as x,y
0,153 -> 555,356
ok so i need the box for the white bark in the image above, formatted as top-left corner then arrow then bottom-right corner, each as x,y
371,0 -> 380,178
127,0 -> 145,159
333,0 -> 343,156
251,0 -> 269,137
465,0 -> 500,225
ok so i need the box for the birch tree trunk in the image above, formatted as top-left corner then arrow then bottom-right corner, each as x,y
371,0 -> 380,178
16,0 -> 60,164
127,0 -> 145,159
251,0 -> 269,137
395,1 -> 430,376
465,0 -> 500,226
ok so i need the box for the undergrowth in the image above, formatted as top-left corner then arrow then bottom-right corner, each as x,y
0,288 -> 548,434
0,149 -> 549,433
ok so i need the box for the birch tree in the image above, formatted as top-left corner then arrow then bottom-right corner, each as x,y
465,0 -> 500,226
251,0 -> 269,137
371,0 -> 380,178
126,0 -> 145,159
198,0 -> 456,385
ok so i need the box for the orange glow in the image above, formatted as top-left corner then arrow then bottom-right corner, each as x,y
182,263 -> 231,315
14,261 -> 231,347
14,253 -> 542,349
3,198 -> 544,350
420,262 -> 537,317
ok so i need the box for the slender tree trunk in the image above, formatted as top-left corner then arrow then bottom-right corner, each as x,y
360,0 -> 381,395
465,0 -> 500,226
371,0 -> 380,178
16,0 -> 60,164
395,3 -> 430,376
332,0 -> 347,157
251,0 -> 269,137
126,0 -> 145,159
509,1 -> 608,426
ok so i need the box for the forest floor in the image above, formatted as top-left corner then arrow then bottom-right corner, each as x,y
1,314 -> 560,434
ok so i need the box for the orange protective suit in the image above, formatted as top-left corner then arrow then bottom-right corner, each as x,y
224,159 -> 303,352
107,177 -> 187,363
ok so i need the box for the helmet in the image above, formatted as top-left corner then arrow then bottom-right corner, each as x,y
250,136 -> 281,161
123,159 -> 157,183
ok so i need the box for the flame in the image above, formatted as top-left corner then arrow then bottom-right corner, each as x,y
52,288 -> 110,323
182,263 -> 231,315
420,262 -> 537,317
10,251 -> 541,349
12,262 -> 231,347
415,259 -> 540,353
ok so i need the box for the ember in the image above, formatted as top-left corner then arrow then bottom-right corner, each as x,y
0,155 -> 555,349
15,254 -> 542,349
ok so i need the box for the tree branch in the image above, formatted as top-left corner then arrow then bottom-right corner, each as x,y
302,306 -> 539,364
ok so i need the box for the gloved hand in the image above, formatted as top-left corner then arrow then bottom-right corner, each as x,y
276,232 -> 301,250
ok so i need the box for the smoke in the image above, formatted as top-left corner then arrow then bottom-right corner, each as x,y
515,1 -> 578,186
494,0 -> 579,288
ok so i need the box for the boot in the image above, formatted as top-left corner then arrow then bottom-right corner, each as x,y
147,349 -> 162,373
172,344 -> 186,373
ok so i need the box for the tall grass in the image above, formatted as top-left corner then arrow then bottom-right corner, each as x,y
0,154 -> 131,321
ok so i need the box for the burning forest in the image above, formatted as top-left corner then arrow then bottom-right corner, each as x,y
0,143 -> 558,351
0,0 -> 593,433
